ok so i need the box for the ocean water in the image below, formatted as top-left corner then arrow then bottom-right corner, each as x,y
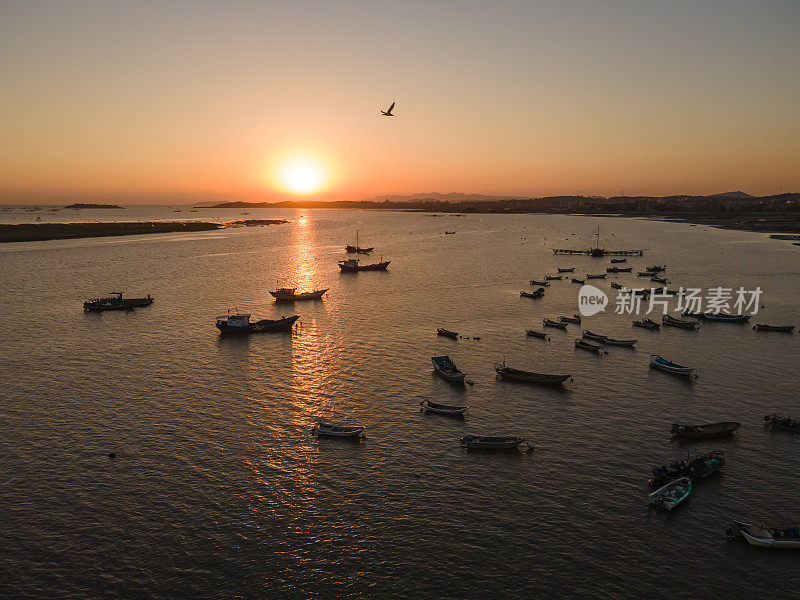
1,208 -> 799,599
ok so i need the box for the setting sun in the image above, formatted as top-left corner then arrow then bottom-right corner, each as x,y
275,157 -> 328,195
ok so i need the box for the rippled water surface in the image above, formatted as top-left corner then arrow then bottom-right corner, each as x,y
1,209 -> 799,599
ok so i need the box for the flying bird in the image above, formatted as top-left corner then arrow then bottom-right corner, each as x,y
381,101 -> 396,117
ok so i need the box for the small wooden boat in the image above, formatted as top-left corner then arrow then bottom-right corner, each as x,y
312,422 -> 365,438
610,258 -> 627,263
445,231 -> 456,234
545,275 -> 563,281
338,258 -> 390,271
646,265 -> 666,272
575,338 -> 604,353
494,363 -> 571,386
216,313 -> 299,334
461,434 -> 532,451
557,267 -> 575,273
649,477 -> 691,511
648,451 -> 725,488
606,266 -> 632,273
637,271 -> 658,277
604,337 -> 637,347
431,355 -> 466,383
764,415 -> 800,433
530,279 -> 550,286
662,314 -> 699,329
437,328 -> 459,339
559,314 -> 582,324
581,330 -> 607,342
611,282 -> 623,290
420,400 -> 467,416
729,521 -> 800,549
754,324 -> 795,333
269,287 -> 328,301
703,312 -> 750,323
650,354 -> 696,377
671,422 -> 740,439
526,329 -> 550,340
586,273 -> 607,279
571,278 -> 585,284
633,318 -> 660,330
521,289 -> 545,299
650,275 -> 668,284
682,309 -> 704,319
543,318 -> 567,330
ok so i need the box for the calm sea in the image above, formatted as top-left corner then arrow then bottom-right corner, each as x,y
1,207 -> 798,599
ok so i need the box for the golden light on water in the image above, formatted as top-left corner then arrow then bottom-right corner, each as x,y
274,156 -> 329,195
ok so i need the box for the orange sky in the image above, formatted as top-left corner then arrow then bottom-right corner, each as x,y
1,1 -> 798,203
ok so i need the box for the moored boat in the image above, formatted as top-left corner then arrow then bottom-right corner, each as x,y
526,329 -> 550,340
559,314 -> 582,324
754,324 -> 795,332
312,422 -> 365,438
649,477 -> 691,511
521,289 -> 545,298
543,318 -> 567,330
611,282 -> 624,290
671,421 -> 740,439
461,434 -> 532,451
338,258 -> 390,271
650,275 -> 668,284
557,267 -> 575,273
604,337 -> 637,347
420,400 -> 467,416
575,338 -> 604,353
269,287 -> 328,301
586,273 -> 607,279
646,265 -> 666,272
84,292 -> 153,312
437,328 -> 459,339
633,318 -> 660,329
662,314 -> 699,329
545,275 -> 563,281
581,330 -> 607,342
530,279 -> 551,286
648,451 -> 725,488
431,355 -> 466,383
571,278 -> 585,284
649,354 -> 696,377
702,312 -> 750,323
216,313 -> 299,334
606,266 -> 633,273
637,271 -> 658,277
728,521 -> 800,549
494,363 -> 571,386
610,258 -> 627,263
345,231 -> 374,254
764,414 -> 800,433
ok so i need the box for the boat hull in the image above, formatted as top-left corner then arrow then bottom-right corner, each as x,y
216,315 -> 299,334
270,289 -> 328,301
494,365 -> 571,386
338,261 -> 390,271
671,422 -> 741,439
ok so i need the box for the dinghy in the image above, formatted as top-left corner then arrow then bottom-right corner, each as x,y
557,267 -> 575,273
543,318 -> 567,329
606,267 -> 633,273
545,275 -> 563,281
494,363 -> 571,386
649,354 -> 696,377
437,328 -> 459,339
530,279 -> 550,286
633,318 -> 660,329
729,521 -> 800,549
650,275 -> 668,284
764,414 -> 800,433
420,400 -> 467,416
649,477 -> 691,511
312,422 -> 365,438
581,330 -> 607,342
670,422 -> 740,439
575,338 -> 604,353
754,324 -> 794,333
461,434 -> 532,451
604,337 -> 637,347
559,314 -> 582,324
703,312 -> 750,323
521,289 -> 545,299
571,278 -> 585,284
431,355 -> 466,383
610,258 -> 627,263
526,330 -> 550,340
586,273 -> 607,279
662,314 -> 699,329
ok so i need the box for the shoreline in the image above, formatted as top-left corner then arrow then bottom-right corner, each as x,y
0,219 -> 289,243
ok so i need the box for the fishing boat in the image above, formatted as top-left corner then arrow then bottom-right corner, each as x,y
84,292 -> 154,312
646,265 -> 666,272
650,275 -> 668,284
586,273 -> 607,279
216,313 -> 299,334
764,415 -> 800,433
431,355 -> 466,383
611,282 -> 624,290
662,314 -> 699,329
420,400 -> 467,416
637,271 -> 658,277
702,312 -> 750,323
670,422 -> 741,439
526,330 -> 550,340
571,278 -> 585,284
530,279 -> 550,286
682,309 -> 704,319
338,258 -> 390,272
604,337 -> 637,347
648,451 -> 725,488
754,324 -> 795,333
633,318 -> 660,330
575,338 -> 604,353
606,266 -> 633,273
543,318 -> 567,330
521,289 -> 545,299
559,314 -> 582,324
445,231 -> 456,235
728,521 -> 800,549
461,434 -> 532,451
581,330 -> 607,342
648,477 -> 691,511
557,267 -> 575,273
437,328 -> 459,339
494,362 -> 571,386
312,422 -> 365,438
649,354 -> 696,377
269,287 -> 328,301
345,231 -> 374,254
610,258 -> 627,263
545,275 -> 563,281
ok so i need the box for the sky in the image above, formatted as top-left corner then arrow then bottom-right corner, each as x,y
1,0 -> 798,203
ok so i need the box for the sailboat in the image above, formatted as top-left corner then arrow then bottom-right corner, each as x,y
588,227 -> 605,257
345,231 -> 374,254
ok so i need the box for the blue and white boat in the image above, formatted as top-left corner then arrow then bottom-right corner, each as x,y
431,355 -> 466,383
649,354 -> 696,377
216,313 -> 299,334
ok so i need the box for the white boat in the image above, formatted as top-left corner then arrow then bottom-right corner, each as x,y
648,477 -> 691,510
730,520 -> 800,549
649,354 -> 696,377
420,400 -> 467,416
312,422 -> 365,438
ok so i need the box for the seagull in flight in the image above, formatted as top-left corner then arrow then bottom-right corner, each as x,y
381,101 -> 396,117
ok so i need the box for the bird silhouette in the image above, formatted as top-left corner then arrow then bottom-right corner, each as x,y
381,101 -> 396,117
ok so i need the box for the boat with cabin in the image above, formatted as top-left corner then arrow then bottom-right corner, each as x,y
338,258 -> 390,272
494,362 -> 571,386
84,292 -> 154,312
216,313 -> 300,334
431,355 -> 466,383
649,477 -> 691,511
670,422 -> 740,439
269,287 -> 328,301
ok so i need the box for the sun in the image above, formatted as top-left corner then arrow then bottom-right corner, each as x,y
276,157 -> 327,195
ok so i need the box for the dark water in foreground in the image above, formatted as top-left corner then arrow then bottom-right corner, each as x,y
1,210 -> 799,599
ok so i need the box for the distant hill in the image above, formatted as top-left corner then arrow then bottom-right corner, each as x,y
361,192 -> 528,203
707,191 -> 755,199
